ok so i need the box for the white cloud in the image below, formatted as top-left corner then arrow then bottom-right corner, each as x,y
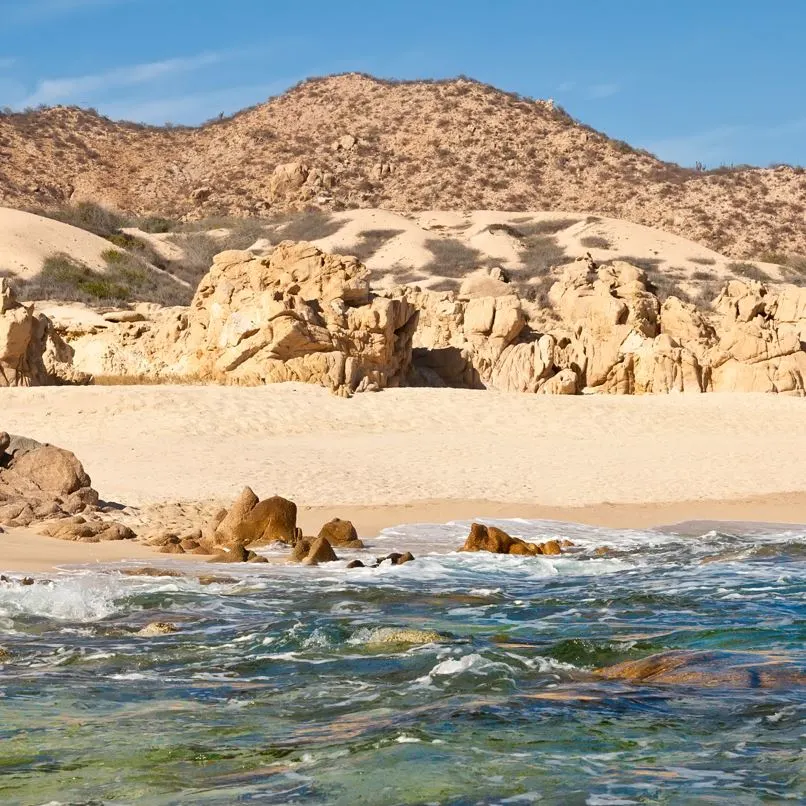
587,83 -> 620,99
0,58 -> 16,70
645,117 -> 806,166
20,52 -> 224,107
99,79 -> 301,125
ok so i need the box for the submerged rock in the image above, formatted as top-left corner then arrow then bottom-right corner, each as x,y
137,621 -> 179,637
597,650 -> 806,689
360,627 -> 444,646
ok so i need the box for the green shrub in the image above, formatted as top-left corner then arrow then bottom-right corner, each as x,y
18,252 -> 190,306
727,261 -> 770,282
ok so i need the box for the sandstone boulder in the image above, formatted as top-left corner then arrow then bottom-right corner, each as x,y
7,445 -> 91,496
301,536 -> 338,565
0,278 -> 89,387
202,488 -> 299,552
317,517 -> 364,548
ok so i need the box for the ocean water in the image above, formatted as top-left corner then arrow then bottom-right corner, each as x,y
0,519 -> 803,805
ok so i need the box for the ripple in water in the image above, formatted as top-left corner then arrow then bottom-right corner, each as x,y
0,518 -> 803,804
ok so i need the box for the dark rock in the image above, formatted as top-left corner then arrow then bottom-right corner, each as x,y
346,559 -> 365,569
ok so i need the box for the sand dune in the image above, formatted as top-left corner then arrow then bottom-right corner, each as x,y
0,207 -> 116,280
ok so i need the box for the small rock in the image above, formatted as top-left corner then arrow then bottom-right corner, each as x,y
346,559 -> 365,569
302,537 -> 338,565
121,567 -> 183,578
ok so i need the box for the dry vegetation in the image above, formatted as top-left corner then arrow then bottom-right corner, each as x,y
1,73 -> 804,260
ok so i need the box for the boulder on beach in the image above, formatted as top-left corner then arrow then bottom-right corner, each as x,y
0,432 -> 130,538
202,488 -> 299,552
294,537 -> 339,565
317,517 -> 364,548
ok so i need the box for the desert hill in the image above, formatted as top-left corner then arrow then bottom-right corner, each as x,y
1,73 -> 805,262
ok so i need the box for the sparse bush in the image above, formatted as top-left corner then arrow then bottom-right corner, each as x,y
691,270 -> 716,281
518,235 -> 566,278
18,251 -> 190,306
580,235 -> 611,249
689,256 -> 717,265
517,218 -> 578,237
727,261 -> 770,282
137,216 -> 175,233
31,201 -> 128,238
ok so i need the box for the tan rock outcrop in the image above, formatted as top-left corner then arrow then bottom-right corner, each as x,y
0,279 -> 89,387
72,242 -> 418,395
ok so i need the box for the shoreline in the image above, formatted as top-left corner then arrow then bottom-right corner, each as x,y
4,491 -> 806,574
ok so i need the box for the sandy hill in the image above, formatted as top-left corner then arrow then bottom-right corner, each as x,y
1,73 -> 804,262
3,205 -> 791,314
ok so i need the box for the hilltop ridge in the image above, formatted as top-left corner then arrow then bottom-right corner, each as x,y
1,73 -> 805,259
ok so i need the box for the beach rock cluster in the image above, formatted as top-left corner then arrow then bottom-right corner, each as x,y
52,241 -> 806,396
0,431 -> 136,541
0,432 -> 124,542
155,486 -> 374,566
70,242 -> 419,396
459,522 -> 571,556
0,278 -> 89,387
408,257 -> 806,395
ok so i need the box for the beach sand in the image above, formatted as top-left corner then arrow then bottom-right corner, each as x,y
2,384 -> 805,571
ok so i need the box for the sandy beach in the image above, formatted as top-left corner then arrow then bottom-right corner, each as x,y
2,384 -> 806,572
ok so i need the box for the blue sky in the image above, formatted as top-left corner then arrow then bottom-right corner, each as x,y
1,0 -> 804,168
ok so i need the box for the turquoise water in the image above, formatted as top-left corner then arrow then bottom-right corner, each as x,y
0,519 -> 804,805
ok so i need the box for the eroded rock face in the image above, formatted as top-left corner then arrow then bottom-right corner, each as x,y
72,243 -> 418,395
62,243 -> 806,396
0,279 -> 89,387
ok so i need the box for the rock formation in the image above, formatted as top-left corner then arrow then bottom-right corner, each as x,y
459,523 -> 569,556
0,278 -> 89,387
0,431 -> 134,541
407,256 -> 806,396
317,517 -> 364,548
71,242 -> 418,395
57,242 -> 806,397
199,487 -> 301,556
